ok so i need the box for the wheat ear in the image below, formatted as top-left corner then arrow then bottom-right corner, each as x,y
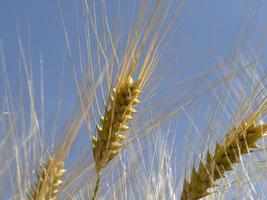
181,121 -> 267,200
92,77 -> 141,173
27,157 -> 66,200
91,77 -> 141,199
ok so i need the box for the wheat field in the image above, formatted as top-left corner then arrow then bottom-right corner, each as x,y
1,0 -> 267,200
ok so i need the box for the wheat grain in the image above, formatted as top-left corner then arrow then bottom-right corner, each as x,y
92,77 -> 141,173
27,157 -> 66,200
181,120 -> 267,200
91,76 -> 141,200
86,0 -> 183,198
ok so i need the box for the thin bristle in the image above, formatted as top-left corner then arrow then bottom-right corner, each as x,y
181,121 -> 267,200
28,157 -> 66,200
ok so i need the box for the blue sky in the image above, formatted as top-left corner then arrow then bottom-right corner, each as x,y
1,0 -> 264,113
1,0 -> 266,96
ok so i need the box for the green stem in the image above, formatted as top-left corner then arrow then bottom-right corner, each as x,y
92,173 -> 100,200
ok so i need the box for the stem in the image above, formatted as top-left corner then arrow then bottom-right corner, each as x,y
92,173 -> 100,200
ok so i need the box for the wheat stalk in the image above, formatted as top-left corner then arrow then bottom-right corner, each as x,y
181,108 -> 267,199
86,0 -> 183,198
27,157 -> 66,200
26,86 -> 95,200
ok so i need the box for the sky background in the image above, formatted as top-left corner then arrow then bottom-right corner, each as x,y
1,0 -> 267,198
0,0 -> 262,119
1,0 -> 267,99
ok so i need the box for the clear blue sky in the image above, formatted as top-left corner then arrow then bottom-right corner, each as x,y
1,0 -> 267,96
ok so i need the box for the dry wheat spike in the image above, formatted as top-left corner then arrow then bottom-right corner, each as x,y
181,120 -> 267,200
92,77 -> 141,173
86,1 -> 183,198
91,77 -> 141,200
27,157 -> 66,200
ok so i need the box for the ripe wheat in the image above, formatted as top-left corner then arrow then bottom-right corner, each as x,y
92,77 -> 141,173
181,100 -> 267,200
28,157 -> 66,200
2,1 -> 267,200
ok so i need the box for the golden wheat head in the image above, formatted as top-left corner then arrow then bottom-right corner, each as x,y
27,157 -> 66,200
181,120 -> 267,200
92,77 -> 141,173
